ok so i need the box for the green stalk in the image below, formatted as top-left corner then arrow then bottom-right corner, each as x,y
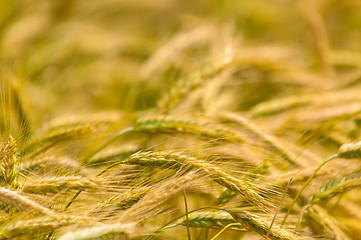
281,154 -> 337,227
210,223 -> 241,240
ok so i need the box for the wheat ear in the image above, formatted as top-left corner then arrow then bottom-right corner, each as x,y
177,210 -> 240,229
0,187 -> 55,216
57,223 -> 134,240
0,137 -> 19,188
23,125 -> 95,157
157,59 -> 232,110
130,151 -> 270,208
0,215 -> 81,239
312,172 -> 361,204
227,209 -> 303,240
337,139 -> 361,159
133,114 -> 249,142
220,112 -> 308,167
22,176 -> 101,194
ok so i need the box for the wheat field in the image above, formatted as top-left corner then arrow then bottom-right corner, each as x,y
1,0 -> 361,239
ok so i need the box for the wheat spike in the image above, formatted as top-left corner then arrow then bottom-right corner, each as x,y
177,210 -> 240,229
227,209 -> 304,240
217,188 -> 237,204
312,172 -> 361,204
130,151 -> 271,209
0,137 -> 19,188
0,215 -> 82,239
119,171 -> 198,222
0,187 -> 55,216
58,223 -> 134,240
220,112 -> 311,167
157,58 -> 232,110
95,186 -> 152,213
337,139 -> 361,159
22,176 -> 101,194
23,125 -> 95,157
116,186 -> 151,210
133,114 -> 250,143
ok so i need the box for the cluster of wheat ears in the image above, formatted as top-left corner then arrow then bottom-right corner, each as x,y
1,0 -> 361,239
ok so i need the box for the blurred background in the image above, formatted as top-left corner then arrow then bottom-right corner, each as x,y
1,0 -> 361,137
